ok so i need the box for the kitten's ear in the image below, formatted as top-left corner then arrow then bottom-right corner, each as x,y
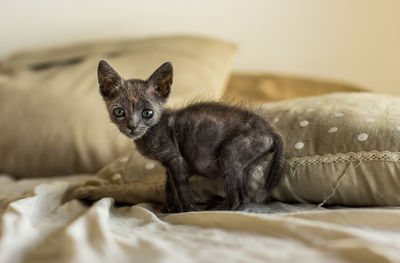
97,60 -> 123,98
148,62 -> 173,98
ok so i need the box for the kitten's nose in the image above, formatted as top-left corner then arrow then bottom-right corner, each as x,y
128,118 -> 138,132
127,124 -> 136,131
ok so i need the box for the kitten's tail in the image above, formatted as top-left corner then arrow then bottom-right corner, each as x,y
264,132 -> 285,196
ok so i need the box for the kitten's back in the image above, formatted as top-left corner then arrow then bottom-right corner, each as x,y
171,102 -> 279,177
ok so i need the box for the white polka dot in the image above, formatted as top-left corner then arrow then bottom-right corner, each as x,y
273,117 -> 279,123
120,156 -> 129,163
294,142 -> 304,149
357,133 -> 368,141
299,120 -> 309,127
306,108 -> 315,112
334,113 -> 344,117
365,118 -> 375,123
396,126 -> 400,131
328,127 -> 338,133
112,173 -> 122,181
145,163 -> 156,170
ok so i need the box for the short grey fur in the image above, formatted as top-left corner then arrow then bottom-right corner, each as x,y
97,60 -> 284,212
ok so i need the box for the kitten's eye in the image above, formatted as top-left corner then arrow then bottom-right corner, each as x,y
142,109 -> 154,119
113,107 -> 125,117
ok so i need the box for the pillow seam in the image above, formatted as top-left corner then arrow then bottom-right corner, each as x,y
287,150 -> 400,167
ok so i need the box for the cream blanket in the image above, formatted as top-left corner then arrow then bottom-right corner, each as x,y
1,174 -> 400,263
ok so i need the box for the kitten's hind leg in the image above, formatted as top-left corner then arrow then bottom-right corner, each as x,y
242,132 -> 284,203
217,132 -> 276,210
217,135 -> 252,210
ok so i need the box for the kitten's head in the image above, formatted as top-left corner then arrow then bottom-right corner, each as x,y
97,60 -> 173,140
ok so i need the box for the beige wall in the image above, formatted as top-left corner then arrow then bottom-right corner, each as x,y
1,0 -> 400,94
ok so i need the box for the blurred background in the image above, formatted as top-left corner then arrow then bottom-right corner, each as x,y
1,0 -> 400,94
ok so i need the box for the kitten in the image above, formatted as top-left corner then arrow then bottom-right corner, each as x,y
97,60 -> 284,212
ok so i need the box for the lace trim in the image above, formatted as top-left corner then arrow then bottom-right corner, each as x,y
287,150 -> 400,167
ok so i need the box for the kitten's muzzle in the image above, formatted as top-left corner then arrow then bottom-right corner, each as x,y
126,127 -> 141,137
127,124 -> 137,132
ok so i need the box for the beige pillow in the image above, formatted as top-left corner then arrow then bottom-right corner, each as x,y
223,73 -> 366,104
258,92 -> 400,206
71,92 -> 400,207
0,35 -> 237,177
70,150 -> 222,205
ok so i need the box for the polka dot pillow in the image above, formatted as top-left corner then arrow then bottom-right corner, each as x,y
73,92 -> 400,207
255,92 -> 400,206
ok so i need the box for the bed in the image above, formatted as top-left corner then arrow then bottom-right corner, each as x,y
1,36 -> 399,263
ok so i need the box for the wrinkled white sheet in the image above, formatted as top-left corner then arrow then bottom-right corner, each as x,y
1,174 -> 400,263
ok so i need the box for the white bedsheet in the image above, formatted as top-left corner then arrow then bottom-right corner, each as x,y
1,174 -> 400,263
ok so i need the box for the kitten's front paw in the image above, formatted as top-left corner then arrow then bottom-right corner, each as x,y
185,205 -> 199,212
161,203 -> 199,213
211,200 -> 243,211
161,203 -> 181,213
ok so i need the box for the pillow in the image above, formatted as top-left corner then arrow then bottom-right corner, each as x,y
258,92 -> 400,206
71,92 -> 400,207
0,35 -> 237,177
70,150 -> 223,205
223,73 -> 366,104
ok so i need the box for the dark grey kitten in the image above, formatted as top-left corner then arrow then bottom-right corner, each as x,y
97,60 -> 284,212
